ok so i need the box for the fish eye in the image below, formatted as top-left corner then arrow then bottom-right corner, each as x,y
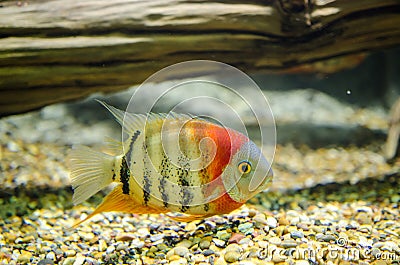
238,160 -> 252,174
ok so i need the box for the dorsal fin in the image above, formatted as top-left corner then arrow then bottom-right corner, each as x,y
97,100 -> 198,134
96,100 -> 148,135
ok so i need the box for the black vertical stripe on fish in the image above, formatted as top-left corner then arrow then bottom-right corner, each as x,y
142,174 -> 151,206
120,156 -> 130,195
204,203 -> 210,212
125,130 -> 141,164
159,154 -> 170,208
112,167 -> 116,181
178,166 -> 193,212
159,176 -> 169,208
142,142 -> 152,206
177,131 -> 195,212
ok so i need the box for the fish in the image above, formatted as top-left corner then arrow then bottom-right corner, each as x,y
69,101 -> 273,227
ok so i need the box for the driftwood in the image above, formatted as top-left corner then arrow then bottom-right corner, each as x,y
0,0 -> 399,116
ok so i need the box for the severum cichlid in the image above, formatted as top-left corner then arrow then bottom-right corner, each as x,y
69,101 -> 273,226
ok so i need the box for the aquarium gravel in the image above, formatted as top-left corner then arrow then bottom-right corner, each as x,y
0,172 -> 399,265
1,95 -> 400,265
1,134 -> 400,264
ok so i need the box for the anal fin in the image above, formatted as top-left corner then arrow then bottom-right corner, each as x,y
72,184 -> 150,228
167,213 -> 208,222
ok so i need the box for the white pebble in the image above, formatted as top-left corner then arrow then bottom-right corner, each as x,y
266,217 -> 278,228
45,252 -> 55,260
98,240 -> 107,252
213,238 -> 226,248
131,239 -> 145,249
137,228 -> 150,238
173,246 -> 189,257
106,245 -> 115,254
73,255 -> 86,265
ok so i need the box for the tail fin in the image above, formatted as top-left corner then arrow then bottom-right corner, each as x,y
69,146 -> 115,205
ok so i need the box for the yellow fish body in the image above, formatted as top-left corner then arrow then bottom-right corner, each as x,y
69,101 -> 273,226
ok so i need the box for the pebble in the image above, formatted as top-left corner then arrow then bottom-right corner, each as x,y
157,243 -> 168,251
372,242 -> 385,249
213,238 -> 226,248
371,247 -> 381,257
228,233 -> 245,244
373,261 -> 387,265
116,233 -> 136,241
116,243 -> 128,251
73,255 -> 85,265
65,250 -> 76,257
147,245 -> 157,254
62,257 -> 75,265
173,246 -> 189,257
137,228 -> 150,237
290,230 -> 304,239
224,251 -> 241,263
166,249 -> 175,260
268,237 -> 282,245
317,234 -> 336,242
17,251 -> 32,264
176,239 -> 193,248
215,256 -> 228,265
280,239 -> 298,248
358,224 -> 372,233
216,231 -> 231,241
296,223 -> 310,231
203,249 -> 215,256
225,244 -> 242,253
382,241 -> 398,252
238,223 -> 253,233
204,221 -> 216,229
356,212 -> 372,225
253,214 -> 268,225
38,259 -> 54,265
200,238 -> 212,249
238,237 -> 251,245
98,239 -> 107,251
131,238 -> 145,248
391,194 -> 400,203
266,217 -> 278,228
278,216 -> 290,226
185,221 -> 198,231
311,225 -> 324,233
45,252 -> 55,261
149,234 -> 164,242
16,235 -> 35,243
105,245 -> 115,254
170,258 -> 188,265
78,231 -> 95,241
272,251 -> 287,262
384,228 -> 399,237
